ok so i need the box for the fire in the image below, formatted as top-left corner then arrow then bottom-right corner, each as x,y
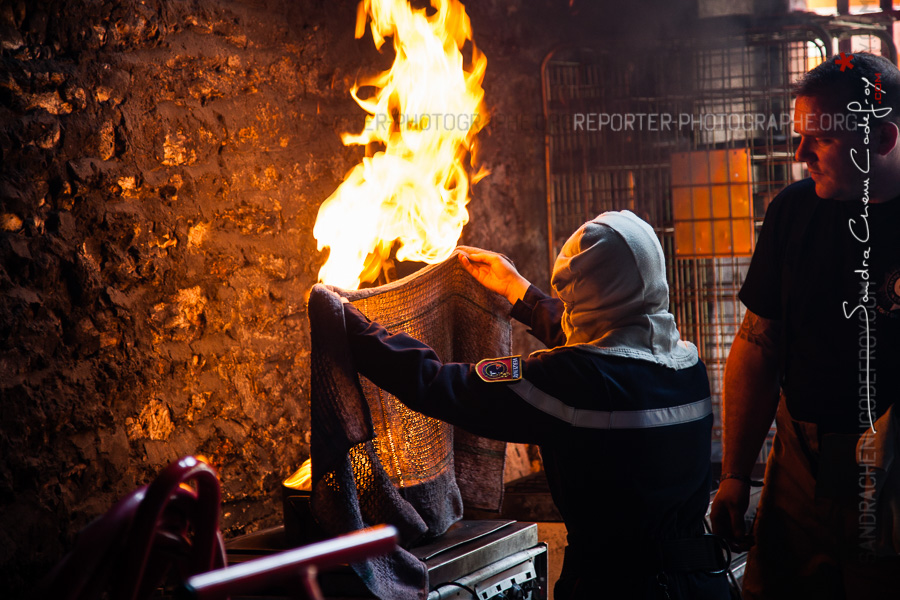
284,458 -> 313,491
313,0 -> 489,289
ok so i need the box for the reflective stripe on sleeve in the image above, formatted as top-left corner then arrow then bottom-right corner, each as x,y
508,379 -> 712,429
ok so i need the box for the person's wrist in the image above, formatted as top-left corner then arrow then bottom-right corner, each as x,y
507,277 -> 529,305
719,472 -> 762,487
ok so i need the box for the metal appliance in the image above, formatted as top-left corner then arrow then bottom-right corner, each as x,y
224,520 -> 548,600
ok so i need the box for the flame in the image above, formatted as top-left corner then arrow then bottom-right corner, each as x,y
313,0 -> 489,289
283,458 -> 313,491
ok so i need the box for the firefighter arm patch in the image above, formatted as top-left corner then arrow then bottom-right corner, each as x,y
475,356 -> 522,383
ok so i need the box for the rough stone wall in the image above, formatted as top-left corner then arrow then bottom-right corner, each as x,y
0,0 -> 565,595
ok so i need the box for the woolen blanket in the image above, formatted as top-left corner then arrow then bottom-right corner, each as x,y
307,248 -> 510,600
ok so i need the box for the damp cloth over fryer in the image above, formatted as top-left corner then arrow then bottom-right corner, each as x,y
307,247 -> 511,600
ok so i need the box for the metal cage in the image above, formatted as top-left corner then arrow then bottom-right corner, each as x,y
541,14 -> 896,459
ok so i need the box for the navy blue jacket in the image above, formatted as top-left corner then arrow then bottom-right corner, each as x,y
344,285 -> 723,598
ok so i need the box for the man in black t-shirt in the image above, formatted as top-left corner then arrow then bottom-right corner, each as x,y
710,53 -> 900,598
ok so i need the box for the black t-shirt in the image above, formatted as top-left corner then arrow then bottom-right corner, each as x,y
740,179 -> 900,433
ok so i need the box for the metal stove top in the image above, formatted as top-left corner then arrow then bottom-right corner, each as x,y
225,519 -> 543,598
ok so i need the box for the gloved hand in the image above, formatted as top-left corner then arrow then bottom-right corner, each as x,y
310,283 -> 362,335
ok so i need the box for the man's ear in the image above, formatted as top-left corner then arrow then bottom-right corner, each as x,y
877,121 -> 900,156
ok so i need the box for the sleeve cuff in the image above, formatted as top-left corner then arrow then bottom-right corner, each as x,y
343,302 -> 372,335
510,298 -> 533,326
522,284 -> 551,306
510,285 -> 550,326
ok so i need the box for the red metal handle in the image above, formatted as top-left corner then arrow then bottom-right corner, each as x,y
117,456 -> 222,600
179,524 -> 399,600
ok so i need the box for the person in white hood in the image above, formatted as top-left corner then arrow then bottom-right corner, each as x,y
341,211 -> 730,599
501,209 -> 698,367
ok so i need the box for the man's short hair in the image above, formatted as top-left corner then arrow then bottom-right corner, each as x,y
795,52 -> 900,126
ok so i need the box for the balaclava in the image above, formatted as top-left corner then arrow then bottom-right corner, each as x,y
549,210 -> 698,369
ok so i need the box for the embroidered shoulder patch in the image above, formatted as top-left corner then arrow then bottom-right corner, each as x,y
475,356 -> 522,383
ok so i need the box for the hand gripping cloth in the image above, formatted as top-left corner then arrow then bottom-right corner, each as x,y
307,248 -> 510,600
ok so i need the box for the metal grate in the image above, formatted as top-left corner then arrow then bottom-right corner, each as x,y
542,17 -> 895,458
671,148 -> 755,258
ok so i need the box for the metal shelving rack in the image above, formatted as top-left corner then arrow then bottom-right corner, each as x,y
540,12 -> 896,458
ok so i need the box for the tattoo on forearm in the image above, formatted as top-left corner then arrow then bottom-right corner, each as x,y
737,310 -> 780,354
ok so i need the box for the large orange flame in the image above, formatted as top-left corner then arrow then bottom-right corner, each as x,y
313,0 -> 489,289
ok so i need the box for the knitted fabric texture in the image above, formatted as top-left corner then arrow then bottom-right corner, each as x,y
308,248 -> 510,600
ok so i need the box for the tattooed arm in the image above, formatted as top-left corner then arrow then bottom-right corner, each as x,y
722,309 -> 782,471
710,309 -> 782,549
